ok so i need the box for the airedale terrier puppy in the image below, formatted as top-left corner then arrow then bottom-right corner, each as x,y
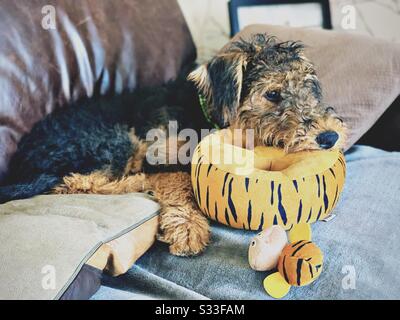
0,34 -> 346,256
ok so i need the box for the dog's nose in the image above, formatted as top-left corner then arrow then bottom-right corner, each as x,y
316,131 -> 339,149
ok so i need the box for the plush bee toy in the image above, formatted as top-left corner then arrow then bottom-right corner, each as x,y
248,224 -> 323,299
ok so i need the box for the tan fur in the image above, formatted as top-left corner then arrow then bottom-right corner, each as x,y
53,171 -> 148,194
147,172 -> 210,256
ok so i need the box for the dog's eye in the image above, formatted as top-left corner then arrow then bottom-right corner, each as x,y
264,91 -> 281,102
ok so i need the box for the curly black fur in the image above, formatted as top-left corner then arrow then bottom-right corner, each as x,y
0,68 -> 210,203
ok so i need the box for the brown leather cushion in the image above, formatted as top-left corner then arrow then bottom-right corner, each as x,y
230,25 -> 400,151
0,0 -> 196,180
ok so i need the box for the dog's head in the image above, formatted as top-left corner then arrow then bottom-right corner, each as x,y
189,34 -> 346,152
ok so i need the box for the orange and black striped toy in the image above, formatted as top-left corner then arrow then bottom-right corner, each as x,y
191,130 -> 346,231
263,238 -> 324,299
278,240 -> 323,286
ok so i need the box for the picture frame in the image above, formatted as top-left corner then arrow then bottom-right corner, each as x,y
228,0 -> 332,37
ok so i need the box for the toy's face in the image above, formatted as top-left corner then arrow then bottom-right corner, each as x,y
248,226 -> 287,271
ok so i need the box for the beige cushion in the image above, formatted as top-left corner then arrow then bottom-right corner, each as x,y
231,25 -> 400,149
0,193 -> 159,300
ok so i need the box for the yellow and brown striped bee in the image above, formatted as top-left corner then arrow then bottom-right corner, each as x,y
263,239 -> 324,298
277,240 -> 323,286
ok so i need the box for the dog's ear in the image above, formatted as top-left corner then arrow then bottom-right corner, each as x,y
188,52 -> 247,128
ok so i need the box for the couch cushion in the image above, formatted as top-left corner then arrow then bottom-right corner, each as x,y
0,193 -> 159,300
229,25 -> 400,150
0,0 -> 196,180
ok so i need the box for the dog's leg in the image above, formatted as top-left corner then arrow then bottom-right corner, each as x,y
147,172 -> 210,256
53,171 -> 149,194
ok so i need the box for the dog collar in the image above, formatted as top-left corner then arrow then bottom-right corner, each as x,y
198,94 -> 220,129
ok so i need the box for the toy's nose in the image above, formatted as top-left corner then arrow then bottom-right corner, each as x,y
316,131 -> 339,149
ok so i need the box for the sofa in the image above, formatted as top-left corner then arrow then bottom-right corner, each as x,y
0,0 -> 399,300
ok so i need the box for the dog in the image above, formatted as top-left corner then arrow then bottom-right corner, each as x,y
0,34 -> 346,256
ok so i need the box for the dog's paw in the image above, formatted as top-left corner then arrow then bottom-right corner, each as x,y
158,206 -> 210,257
53,172 -> 111,194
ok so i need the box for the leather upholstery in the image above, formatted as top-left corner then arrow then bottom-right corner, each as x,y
0,0 -> 196,180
